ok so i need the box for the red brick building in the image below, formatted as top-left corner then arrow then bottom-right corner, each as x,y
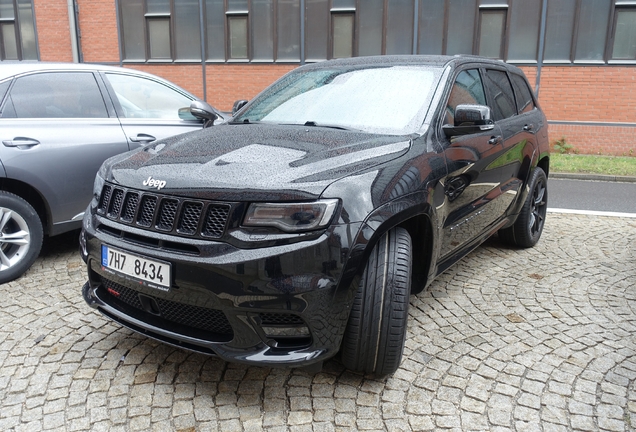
3,0 -> 635,155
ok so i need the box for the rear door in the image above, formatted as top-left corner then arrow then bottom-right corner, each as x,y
0,71 -> 129,232
102,72 -> 204,147
481,68 -> 543,210
439,68 -> 509,260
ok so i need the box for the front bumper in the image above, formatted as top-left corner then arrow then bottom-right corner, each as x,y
81,215 -> 363,368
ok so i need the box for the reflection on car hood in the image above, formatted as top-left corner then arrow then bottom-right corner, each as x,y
106,124 -> 412,201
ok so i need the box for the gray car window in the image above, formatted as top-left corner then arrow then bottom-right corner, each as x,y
2,72 -> 108,119
105,73 -> 192,120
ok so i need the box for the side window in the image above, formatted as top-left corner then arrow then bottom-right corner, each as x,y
105,73 -> 193,120
0,80 -> 11,106
510,73 -> 536,114
445,69 -> 487,125
1,72 -> 108,119
483,69 -> 517,121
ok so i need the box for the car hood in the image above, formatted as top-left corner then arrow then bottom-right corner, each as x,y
105,124 -> 412,201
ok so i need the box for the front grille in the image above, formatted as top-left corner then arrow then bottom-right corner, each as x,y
97,183 -> 230,240
101,277 -> 233,336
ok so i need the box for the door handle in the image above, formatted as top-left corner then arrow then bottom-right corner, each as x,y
488,135 -> 502,145
523,124 -> 534,131
2,137 -> 41,148
129,134 -> 156,143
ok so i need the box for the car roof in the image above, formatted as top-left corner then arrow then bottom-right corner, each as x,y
299,55 -> 523,74
0,61 -> 162,81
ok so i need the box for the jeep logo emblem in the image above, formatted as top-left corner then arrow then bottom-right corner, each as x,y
143,176 -> 166,190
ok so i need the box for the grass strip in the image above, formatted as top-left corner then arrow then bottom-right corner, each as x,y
550,154 -> 636,177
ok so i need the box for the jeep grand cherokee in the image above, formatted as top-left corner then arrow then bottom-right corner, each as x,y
80,55 -> 549,375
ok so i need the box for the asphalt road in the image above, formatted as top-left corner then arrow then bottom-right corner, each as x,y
548,178 -> 636,214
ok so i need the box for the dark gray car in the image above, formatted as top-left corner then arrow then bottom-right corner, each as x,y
0,62 -> 222,284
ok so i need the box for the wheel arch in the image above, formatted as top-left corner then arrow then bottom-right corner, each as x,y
344,197 -> 438,297
0,178 -> 50,235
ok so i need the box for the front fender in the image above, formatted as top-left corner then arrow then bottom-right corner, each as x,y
333,191 -> 439,299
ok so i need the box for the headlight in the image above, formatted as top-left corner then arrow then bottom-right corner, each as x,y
243,199 -> 338,233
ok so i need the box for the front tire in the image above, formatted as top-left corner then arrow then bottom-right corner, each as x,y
499,167 -> 548,248
0,191 -> 43,284
340,227 -> 412,376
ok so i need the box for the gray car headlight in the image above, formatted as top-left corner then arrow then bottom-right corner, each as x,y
243,199 -> 338,233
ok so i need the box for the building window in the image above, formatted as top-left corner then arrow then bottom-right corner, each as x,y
227,14 -> 248,59
147,17 -> 171,59
611,7 -> 636,60
478,8 -> 507,59
0,0 -> 37,61
121,0 -> 202,61
331,12 -> 354,58
543,0 -> 576,62
574,0 -> 611,62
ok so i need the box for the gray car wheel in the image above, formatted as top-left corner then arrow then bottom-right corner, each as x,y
0,191 -> 43,284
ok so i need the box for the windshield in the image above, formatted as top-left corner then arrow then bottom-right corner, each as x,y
234,65 -> 442,135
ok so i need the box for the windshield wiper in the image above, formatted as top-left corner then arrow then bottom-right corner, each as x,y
302,121 -> 349,130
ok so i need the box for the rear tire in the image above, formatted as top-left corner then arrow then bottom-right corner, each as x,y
340,227 -> 412,376
499,167 -> 547,248
0,191 -> 43,284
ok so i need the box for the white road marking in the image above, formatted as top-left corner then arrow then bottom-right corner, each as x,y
548,208 -> 636,218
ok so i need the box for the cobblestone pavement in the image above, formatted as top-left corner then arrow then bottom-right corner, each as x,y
1,213 -> 635,431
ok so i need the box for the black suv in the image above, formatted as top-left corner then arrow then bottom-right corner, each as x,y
81,56 -> 549,375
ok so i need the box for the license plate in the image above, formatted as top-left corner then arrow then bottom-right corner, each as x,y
101,245 -> 171,290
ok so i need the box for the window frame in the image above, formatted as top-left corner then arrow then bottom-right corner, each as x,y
226,10 -> 249,61
475,6 -> 509,60
608,5 -> 636,63
0,0 -> 38,61
329,8 -> 355,59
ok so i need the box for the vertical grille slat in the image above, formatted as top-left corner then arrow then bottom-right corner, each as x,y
107,189 -> 125,219
98,185 -> 112,214
97,183 -> 230,240
178,202 -> 204,235
120,192 -> 139,223
157,199 -> 179,231
202,205 -> 230,238
138,195 -> 158,227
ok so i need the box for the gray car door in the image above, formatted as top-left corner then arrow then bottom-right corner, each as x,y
0,71 -> 130,234
102,73 -> 204,147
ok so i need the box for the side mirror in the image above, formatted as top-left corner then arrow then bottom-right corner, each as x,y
443,104 -> 495,138
232,99 -> 248,116
190,100 -> 219,128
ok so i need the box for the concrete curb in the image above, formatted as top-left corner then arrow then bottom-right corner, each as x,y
549,172 -> 636,183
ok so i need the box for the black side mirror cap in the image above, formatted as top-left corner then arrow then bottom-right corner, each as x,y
189,100 -> 219,128
232,99 -> 248,116
443,104 -> 495,137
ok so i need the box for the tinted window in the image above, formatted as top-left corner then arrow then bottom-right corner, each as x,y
105,73 -> 192,119
2,72 -> 108,119
510,73 -> 535,114
483,69 -> 516,121
445,69 -> 486,125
